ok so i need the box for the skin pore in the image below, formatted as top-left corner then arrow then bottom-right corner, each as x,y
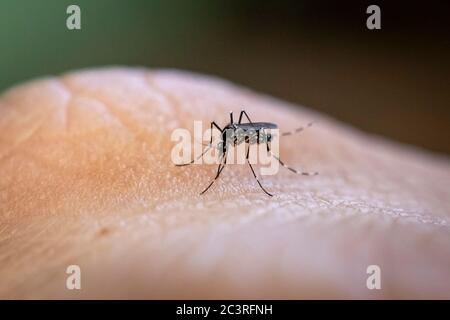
0,67 -> 449,299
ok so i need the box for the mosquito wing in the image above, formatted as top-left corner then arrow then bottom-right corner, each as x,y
237,122 -> 278,130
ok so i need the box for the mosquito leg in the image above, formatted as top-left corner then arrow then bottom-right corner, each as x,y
176,121 -> 221,166
230,112 -> 234,124
175,145 -> 211,166
210,121 -> 222,145
266,143 -> 318,176
281,121 -> 314,137
274,154 -> 318,176
238,110 -> 244,124
246,145 -> 273,197
200,154 -> 227,195
238,110 -> 254,124
239,110 -> 258,139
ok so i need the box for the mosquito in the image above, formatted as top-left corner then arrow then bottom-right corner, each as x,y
176,110 -> 318,196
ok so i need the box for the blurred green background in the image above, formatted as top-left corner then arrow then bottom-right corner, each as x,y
0,0 -> 449,154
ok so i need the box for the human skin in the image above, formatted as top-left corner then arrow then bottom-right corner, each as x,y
0,67 -> 449,299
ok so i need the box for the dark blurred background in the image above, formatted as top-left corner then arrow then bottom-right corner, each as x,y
0,0 -> 449,154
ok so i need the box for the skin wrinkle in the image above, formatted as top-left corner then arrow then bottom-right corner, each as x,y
0,67 -> 449,298
145,74 -> 186,124
52,79 -> 73,134
62,69 -> 179,132
59,77 -> 145,139
59,73 -> 180,190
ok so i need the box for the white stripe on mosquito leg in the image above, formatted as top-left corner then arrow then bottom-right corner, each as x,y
301,171 -> 319,176
272,154 -> 318,176
283,121 -> 315,136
